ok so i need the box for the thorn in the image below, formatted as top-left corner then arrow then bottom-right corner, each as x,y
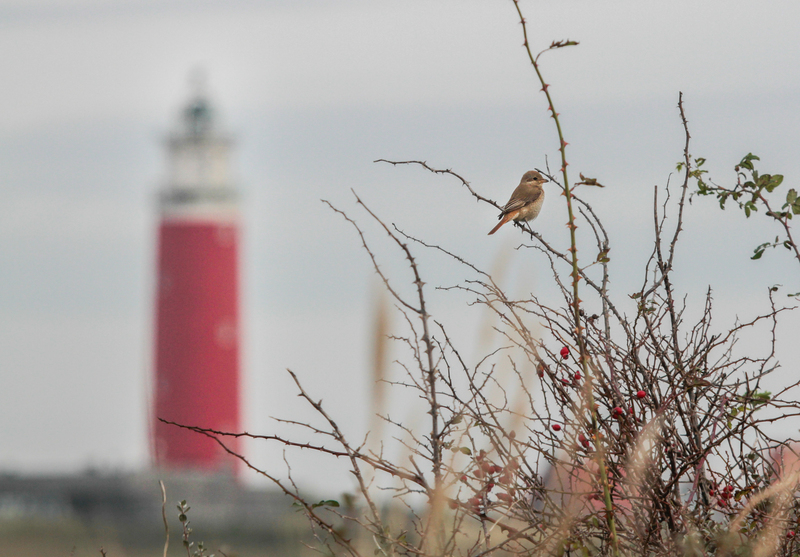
561,140 -> 569,148
541,84 -> 550,92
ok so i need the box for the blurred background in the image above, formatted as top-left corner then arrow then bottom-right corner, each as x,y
1,0 -> 799,554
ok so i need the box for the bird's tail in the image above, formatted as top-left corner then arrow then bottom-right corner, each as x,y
488,214 -> 511,235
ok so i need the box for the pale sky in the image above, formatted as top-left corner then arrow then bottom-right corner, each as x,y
1,0 -> 799,493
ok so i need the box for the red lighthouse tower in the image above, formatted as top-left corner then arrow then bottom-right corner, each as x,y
152,88 -> 241,472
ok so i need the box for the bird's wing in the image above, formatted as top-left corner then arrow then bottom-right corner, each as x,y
501,184 -> 542,214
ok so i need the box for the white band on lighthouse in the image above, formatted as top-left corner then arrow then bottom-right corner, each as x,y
159,94 -> 238,223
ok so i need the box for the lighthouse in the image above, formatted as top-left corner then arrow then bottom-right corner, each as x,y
152,86 -> 241,473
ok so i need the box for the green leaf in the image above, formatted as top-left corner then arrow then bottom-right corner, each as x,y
459,446 -> 472,455
312,499 -> 341,508
765,174 -> 784,192
749,391 -> 771,406
739,153 -> 759,171
752,245 -> 766,260
788,190 -> 800,215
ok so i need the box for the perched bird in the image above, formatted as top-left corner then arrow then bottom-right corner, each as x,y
488,170 -> 548,235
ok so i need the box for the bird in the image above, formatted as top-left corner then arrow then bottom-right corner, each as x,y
488,170 -> 548,235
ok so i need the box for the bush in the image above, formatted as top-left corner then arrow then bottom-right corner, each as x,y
167,3 -> 800,555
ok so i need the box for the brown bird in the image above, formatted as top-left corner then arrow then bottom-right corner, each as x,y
488,170 -> 548,235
